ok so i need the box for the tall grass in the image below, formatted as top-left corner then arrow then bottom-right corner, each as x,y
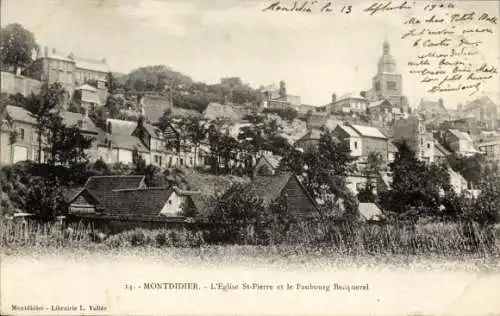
1,219 -> 498,257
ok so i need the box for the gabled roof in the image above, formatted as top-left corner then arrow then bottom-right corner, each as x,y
307,113 -> 329,129
359,202 -> 383,221
5,106 -> 35,124
98,133 -> 149,152
102,187 -> 175,216
61,111 -> 100,134
336,92 -> 367,102
336,124 -> 360,137
73,175 -> 146,205
141,95 -> 173,124
259,154 -> 282,170
434,141 -> 451,156
74,57 -> 110,73
448,129 -> 473,141
75,84 -> 98,92
106,118 -> 137,135
237,172 -> 317,209
350,124 -> 387,139
297,129 -> 323,142
368,99 -> 390,108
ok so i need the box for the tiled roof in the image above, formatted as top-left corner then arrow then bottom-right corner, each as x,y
6,106 -> 35,124
102,187 -> 174,216
241,172 -> 294,207
106,118 -> 137,135
350,124 -> 387,139
81,175 -> 146,205
98,133 -> 149,152
260,154 -> 282,170
448,129 -> 473,141
463,96 -> 497,112
359,202 -> 383,221
336,92 -> 366,102
434,141 -> 451,156
338,124 -> 360,137
75,58 -> 110,73
63,186 -> 84,202
297,129 -> 323,142
307,113 -> 329,129
368,100 -> 388,108
75,84 -> 98,92
61,111 -> 100,134
189,194 -> 215,216
141,95 -> 173,124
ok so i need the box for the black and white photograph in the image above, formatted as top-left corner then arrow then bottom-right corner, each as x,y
1,0 -> 499,315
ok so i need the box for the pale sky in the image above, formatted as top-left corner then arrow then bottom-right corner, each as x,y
2,0 -> 499,109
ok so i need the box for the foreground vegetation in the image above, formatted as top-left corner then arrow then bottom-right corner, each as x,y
2,220 -> 499,257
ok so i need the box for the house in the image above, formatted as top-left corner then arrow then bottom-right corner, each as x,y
329,92 -> 368,114
68,175 -> 146,212
447,169 -> 469,196
333,123 -> 388,163
294,129 -> 323,153
73,84 -> 101,114
306,112 -> 329,130
230,172 -> 319,219
367,99 -> 394,123
477,136 -> 500,166
388,140 -> 398,163
443,129 -> 480,157
358,202 -> 384,222
138,94 -> 174,124
0,105 -> 45,164
22,46 -> 109,96
68,175 -> 201,224
417,98 -> 449,121
253,154 -> 282,177
96,132 -> 150,165
132,120 -> 181,168
458,96 -> 498,130
434,141 -> 452,164
392,114 -> 435,163
260,81 -> 301,110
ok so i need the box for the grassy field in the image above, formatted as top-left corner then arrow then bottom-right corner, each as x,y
1,220 -> 499,272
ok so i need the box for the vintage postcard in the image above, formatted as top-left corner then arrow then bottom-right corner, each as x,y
1,0 -> 499,315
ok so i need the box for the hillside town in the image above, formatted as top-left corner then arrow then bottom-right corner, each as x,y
1,23 -> 499,235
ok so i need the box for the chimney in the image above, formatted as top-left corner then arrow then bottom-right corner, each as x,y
438,98 -> 444,108
101,58 -> 106,64
331,93 -> 337,104
52,48 -> 56,54
279,80 -> 286,98
68,52 -> 74,59
44,46 -> 48,57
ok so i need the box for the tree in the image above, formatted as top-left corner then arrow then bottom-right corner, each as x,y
208,184 -> 266,244
184,117 -> 206,166
1,23 -> 38,74
24,83 -> 65,163
380,140 -> 451,217
106,72 -> 116,93
132,149 -> 160,186
25,177 -> 66,221
281,131 -> 358,218
46,118 -> 93,166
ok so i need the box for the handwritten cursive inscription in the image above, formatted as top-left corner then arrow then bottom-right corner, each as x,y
398,4 -> 498,96
363,1 -> 412,16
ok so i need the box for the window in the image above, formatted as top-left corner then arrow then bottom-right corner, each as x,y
375,81 -> 381,91
19,128 -> 25,140
180,158 -> 184,166
387,81 -> 397,90
427,143 -> 431,149
159,156 -> 162,166
354,141 -> 358,149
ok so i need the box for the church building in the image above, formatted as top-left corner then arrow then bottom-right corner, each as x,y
366,39 -> 410,115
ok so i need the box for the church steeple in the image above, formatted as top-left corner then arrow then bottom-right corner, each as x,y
378,38 -> 396,74
383,37 -> 390,54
